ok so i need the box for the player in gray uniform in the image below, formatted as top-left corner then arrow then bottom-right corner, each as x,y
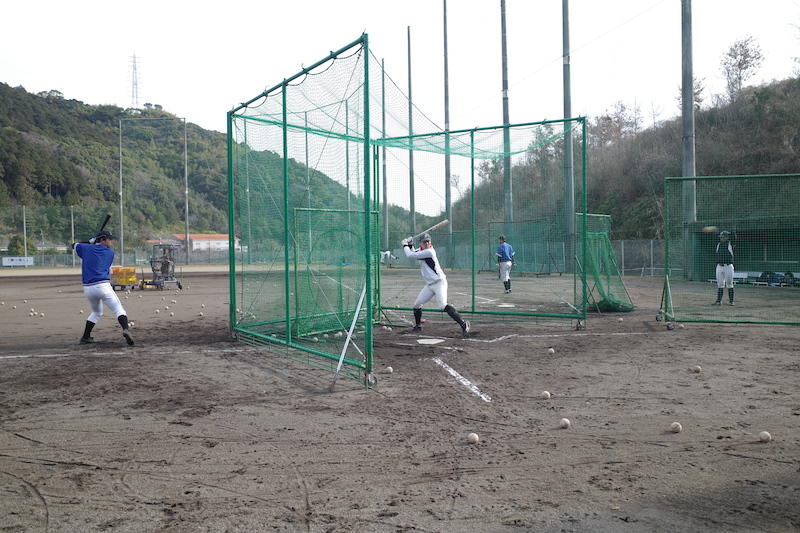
402,233 -> 470,337
713,230 -> 735,306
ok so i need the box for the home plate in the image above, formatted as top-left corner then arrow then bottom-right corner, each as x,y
497,303 -> 515,308
417,338 -> 446,345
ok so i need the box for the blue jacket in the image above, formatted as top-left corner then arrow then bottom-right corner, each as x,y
496,242 -> 515,262
75,243 -> 115,285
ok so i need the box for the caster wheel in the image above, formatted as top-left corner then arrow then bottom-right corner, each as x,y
366,373 -> 378,388
177,282 -> 183,290
656,314 -> 662,322
575,319 -> 586,331
666,322 -> 675,330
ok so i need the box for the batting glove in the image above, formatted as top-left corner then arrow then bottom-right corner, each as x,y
401,237 -> 413,247
88,238 -> 96,244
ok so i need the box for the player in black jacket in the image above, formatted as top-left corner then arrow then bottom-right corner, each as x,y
713,230 -> 735,306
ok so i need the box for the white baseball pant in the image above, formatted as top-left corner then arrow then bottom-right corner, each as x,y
413,279 -> 448,310
716,264 -> 734,289
499,261 -> 512,282
83,282 -> 127,323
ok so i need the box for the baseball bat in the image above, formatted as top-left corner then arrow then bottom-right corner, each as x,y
411,219 -> 449,241
99,213 -> 111,232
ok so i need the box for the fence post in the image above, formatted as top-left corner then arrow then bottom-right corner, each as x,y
650,239 -> 655,277
70,205 -> 75,267
620,239 -> 625,276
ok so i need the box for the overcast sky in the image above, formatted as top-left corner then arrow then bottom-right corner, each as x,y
2,0 -> 799,134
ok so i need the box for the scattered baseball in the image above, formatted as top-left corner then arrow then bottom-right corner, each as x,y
12,305 -> 17,309
467,432 -> 480,444
670,422 -> 683,433
386,366 -> 393,373
171,299 -> 177,304
1,301 -> 4,305
333,331 -> 343,338
312,337 -> 319,343
678,323 -> 685,329
236,308 -> 241,314
170,312 -> 175,317
40,313 -> 45,318
58,290 -> 62,293
199,312 -> 204,317
164,306 -> 169,310
559,418 -> 571,429
124,296 -> 129,299
155,309 -> 160,314
138,295 -> 143,298
690,365 -> 702,373
547,348 -> 555,355
23,300 -> 27,303
130,321 -> 135,327
30,308 -> 35,312
79,309 -> 83,314
386,327 -> 392,331
161,297 -> 166,301
759,431 -> 772,443
201,304 -> 206,308
617,317 -> 624,322
28,312 -> 34,317
33,311 -> 38,316
541,391 -> 551,400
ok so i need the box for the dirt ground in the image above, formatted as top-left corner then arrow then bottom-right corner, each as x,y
1,271 -> 798,532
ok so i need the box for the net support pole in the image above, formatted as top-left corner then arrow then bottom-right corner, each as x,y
443,0 -> 453,265
562,0 -> 575,274
70,205 -> 75,267
226,111 -> 237,334
363,33 -> 373,376
407,26 -> 416,235
470,129 -> 476,313
282,81 -> 292,343
681,0 -> 697,280
500,0 -> 513,235
184,117 -> 190,264
381,59 -> 388,251
118,120 -> 124,266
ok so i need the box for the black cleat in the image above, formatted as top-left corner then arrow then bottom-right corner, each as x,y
79,337 -> 95,344
728,301 -> 735,306
122,330 -> 134,346
712,301 -> 721,306
412,324 -> 422,332
461,320 -> 471,338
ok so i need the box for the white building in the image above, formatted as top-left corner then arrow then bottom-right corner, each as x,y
170,234 -> 240,252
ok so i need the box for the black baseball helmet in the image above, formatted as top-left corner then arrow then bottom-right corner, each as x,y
719,230 -> 730,238
420,233 -> 431,242
95,230 -> 116,241
498,234 -> 506,241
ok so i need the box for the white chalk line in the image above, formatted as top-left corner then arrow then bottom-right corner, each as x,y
466,331 -> 647,344
432,357 -> 492,403
454,292 -> 497,303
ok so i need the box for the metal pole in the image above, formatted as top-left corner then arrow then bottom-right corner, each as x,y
119,120 -> 124,266
407,26 -> 416,235
651,239 -> 655,277
381,59 -> 388,251
443,0 -> 453,262
620,239 -> 625,275
70,205 -> 75,267
681,0 -> 697,280
500,0 -> 513,234
22,205 -> 27,259
184,118 -> 190,264
563,0 -> 575,274
305,111 -> 312,260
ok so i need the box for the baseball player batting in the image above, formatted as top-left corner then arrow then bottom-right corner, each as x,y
402,232 -> 470,337
72,229 -> 134,345
713,230 -> 735,306
496,234 -> 515,293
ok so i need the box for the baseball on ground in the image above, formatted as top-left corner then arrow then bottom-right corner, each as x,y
79,309 -> 83,314
541,391 -> 551,399
547,348 -> 555,355
467,432 -> 480,444
691,365 -> 702,373
170,312 -> 175,317
670,422 -> 683,433
155,309 -> 160,314
386,366 -> 393,374
559,418 -> 571,429
199,312 -> 204,316
617,317 -> 623,322
759,431 -> 772,442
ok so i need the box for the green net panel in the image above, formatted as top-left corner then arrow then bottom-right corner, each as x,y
661,174 -> 800,325
228,35 -> 589,383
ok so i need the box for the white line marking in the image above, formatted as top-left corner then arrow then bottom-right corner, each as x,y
432,357 -> 492,403
466,332 -> 647,344
0,347 -> 252,361
454,292 -> 496,303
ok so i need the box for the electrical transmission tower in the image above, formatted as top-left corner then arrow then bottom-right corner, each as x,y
130,53 -> 140,109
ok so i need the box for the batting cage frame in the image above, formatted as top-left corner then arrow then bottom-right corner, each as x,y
659,174 -> 800,326
227,34 -> 590,385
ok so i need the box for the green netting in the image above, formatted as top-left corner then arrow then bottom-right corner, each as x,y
661,174 -> 800,325
585,232 -> 634,312
228,34 -> 590,383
